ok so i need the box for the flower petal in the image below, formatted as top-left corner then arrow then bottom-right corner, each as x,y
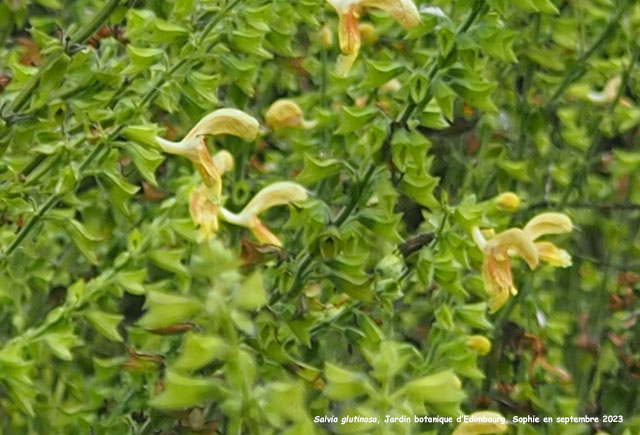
535,241 -> 572,268
240,182 -> 308,219
523,212 -> 572,240
184,108 -> 260,141
212,150 -> 234,174
249,219 -> 283,246
155,136 -> 201,160
189,186 -> 219,241
361,0 -> 421,29
482,251 -> 516,313
491,228 -> 538,269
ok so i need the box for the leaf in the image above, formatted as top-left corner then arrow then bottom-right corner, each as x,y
98,171 -> 140,217
41,329 -> 82,361
401,370 -> 465,403
150,370 -> 228,410
234,271 -> 267,311
362,60 -> 405,89
123,45 -> 164,74
85,310 -> 123,342
324,363 -> 371,400
115,268 -> 147,295
148,249 -> 189,276
335,106 -> 377,135
62,219 -> 104,265
173,333 -> 229,372
125,141 -> 164,186
400,165 -> 440,209
138,291 -> 202,329
456,303 -> 493,330
296,154 -> 342,184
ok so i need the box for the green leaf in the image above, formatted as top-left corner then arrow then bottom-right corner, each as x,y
296,154 -> 342,184
98,170 -> 140,217
115,268 -> 147,295
324,362 -> 371,400
138,291 -> 202,329
125,141 -> 164,185
362,60 -> 405,89
123,45 -> 164,74
85,310 -> 123,342
148,249 -> 189,276
150,370 -> 228,409
62,219 -> 104,265
41,329 -> 82,361
401,370 -> 465,403
234,271 -> 267,310
335,106 -> 377,135
173,333 -> 229,372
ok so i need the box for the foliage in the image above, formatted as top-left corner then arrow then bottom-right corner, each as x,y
1,0 -> 640,434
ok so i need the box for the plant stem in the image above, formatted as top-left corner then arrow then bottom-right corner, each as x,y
68,0 -> 121,45
3,0 -> 121,118
0,1 -> 243,263
545,0 -> 633,111
559,42 -> 640,206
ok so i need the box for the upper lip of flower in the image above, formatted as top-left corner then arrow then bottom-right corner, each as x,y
326,0 -> 421,74
219,182 -> 309,246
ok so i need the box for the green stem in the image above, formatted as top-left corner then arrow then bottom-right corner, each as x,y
559,42 -> 640,206
0,1 -> 243,262
3,0 -> 121,117
0,193 -> 60,263
546,0 -> 633,110
68,0 -> 121,45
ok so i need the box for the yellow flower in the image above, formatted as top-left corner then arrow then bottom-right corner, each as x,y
219,182 -> 308,246
467,335 -> 492,356
265,99 -> 317,131
587,76 -> 621,104
472,212 -> 572,312
326,0 -> 420,75
494,192 -> 520,212
189,185 -> 219,240
358,23 -> 377,43
188,151 -> 235,240
452,411 -> 508,435
379,78 -> 401,94
155,108 -> 259,198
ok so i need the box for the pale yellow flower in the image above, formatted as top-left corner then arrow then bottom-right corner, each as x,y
155,108 -> 259,199
219,182 -> 308,246
379,78 -> 401,94
358,23 -> 377,43
452,411 -> 508,435
326,0 -> 420,75
494,192 -> 520,211
265,99 -> 317,131
587,76 -> 621,104
467,335 -> 492,356
473,212 -> 572,312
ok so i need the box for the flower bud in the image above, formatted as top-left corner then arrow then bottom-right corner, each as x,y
318,25 -> 334,48
265,99 -> 317,131
358,23 -> 377,43
467,335 -> 492,355
494,192 -> 520,211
